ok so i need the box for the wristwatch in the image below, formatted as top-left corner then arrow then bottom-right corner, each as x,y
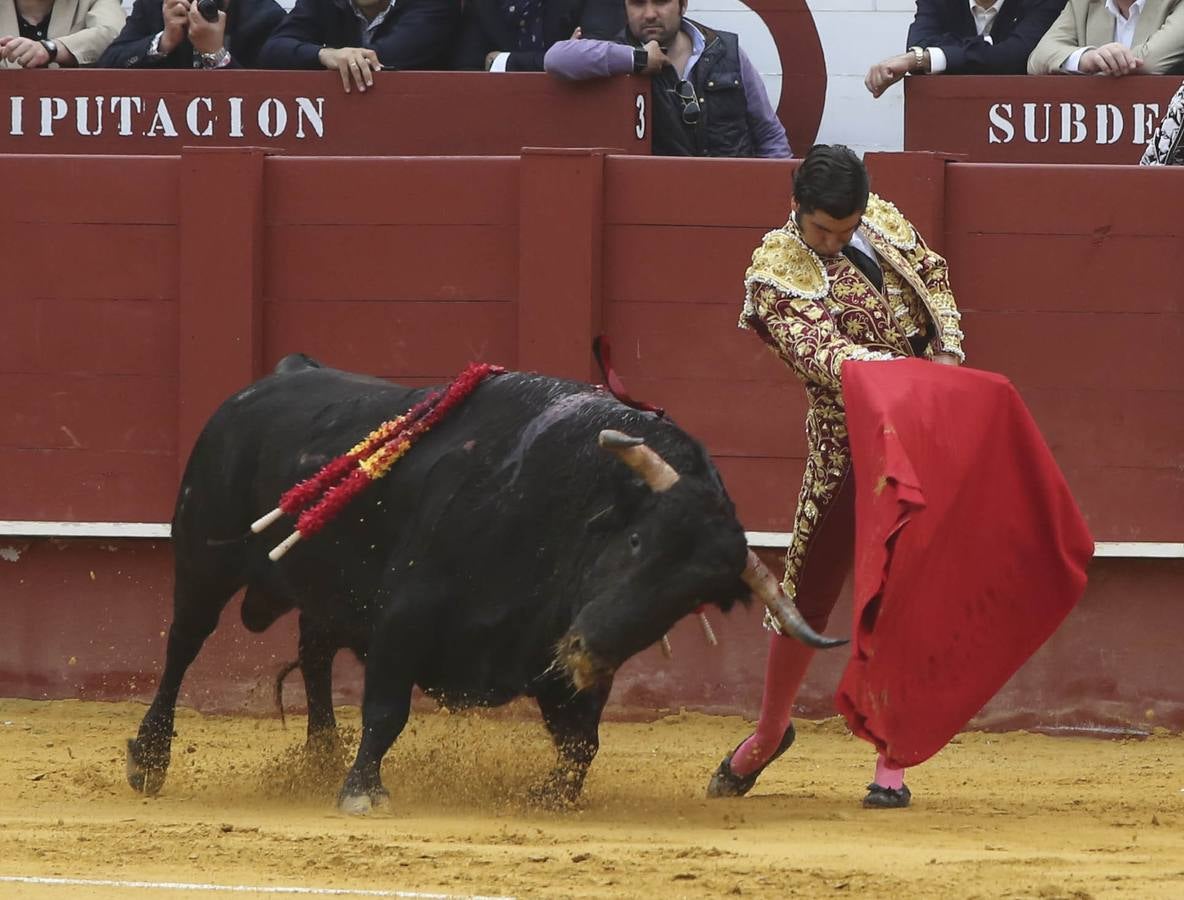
198,46 -> 229,68
40,39 -> 58,63
633,47 -> 648,74
908,46 -> 925,73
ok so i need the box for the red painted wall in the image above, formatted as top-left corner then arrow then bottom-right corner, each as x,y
1,150 -> 1180,731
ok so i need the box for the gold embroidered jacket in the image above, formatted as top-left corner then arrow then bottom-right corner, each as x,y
738,194 -> 965,608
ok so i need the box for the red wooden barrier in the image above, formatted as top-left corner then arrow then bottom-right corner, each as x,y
905,75 -> 1183,163
1,149 -> 1181,730
0,70 -> 651,156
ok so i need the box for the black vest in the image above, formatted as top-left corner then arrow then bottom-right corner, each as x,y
624,22 -> 755,158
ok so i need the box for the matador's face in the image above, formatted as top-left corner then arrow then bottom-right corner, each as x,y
793,201 -> 864,258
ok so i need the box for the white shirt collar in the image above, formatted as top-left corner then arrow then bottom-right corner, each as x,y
1105,0 -> 1146,21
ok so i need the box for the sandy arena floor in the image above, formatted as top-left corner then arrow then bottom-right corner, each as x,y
0,699 -> 1181,899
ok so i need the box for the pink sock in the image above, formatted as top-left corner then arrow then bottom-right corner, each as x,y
729,633 -> 816,776
873,754 -> 906,790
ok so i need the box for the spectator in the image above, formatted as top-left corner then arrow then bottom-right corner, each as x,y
451,0 -> 623,71
1027,0 -> 1184,74
865,0 -> 1068,96
258,0 -> 460,94
544,0 -> 790,158
1141,78 -> 1184,162
1,0 -> 125,68
98,0 -> 283,69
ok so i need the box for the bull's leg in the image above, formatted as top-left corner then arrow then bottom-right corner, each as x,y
336,646 -> 413,815
534,677 -> 611,806
127,578 -> 235,795
297,613 -> 340,753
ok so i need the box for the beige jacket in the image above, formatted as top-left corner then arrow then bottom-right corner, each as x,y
0,0 -> 126,67
1027,0 -> 1184,74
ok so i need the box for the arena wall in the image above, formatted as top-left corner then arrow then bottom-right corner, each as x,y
1,149 -> 1180,733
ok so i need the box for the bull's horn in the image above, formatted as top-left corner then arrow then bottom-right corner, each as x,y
660,634 -> 673,658
741,550 -> 847,649
598,430 -> 680,492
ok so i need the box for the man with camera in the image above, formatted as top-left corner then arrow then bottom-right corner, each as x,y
99,0 -> 284,68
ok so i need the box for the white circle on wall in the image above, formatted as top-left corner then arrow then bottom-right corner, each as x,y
686,0 -> 783,110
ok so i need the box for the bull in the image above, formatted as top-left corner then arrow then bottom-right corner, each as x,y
126,354 -> 842,813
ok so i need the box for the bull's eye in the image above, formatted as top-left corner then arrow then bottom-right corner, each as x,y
628,532 -> 642,554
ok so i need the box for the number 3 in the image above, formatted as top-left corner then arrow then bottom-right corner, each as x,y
635,93 -> 645,140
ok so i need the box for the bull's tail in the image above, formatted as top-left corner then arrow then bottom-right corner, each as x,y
274,657 -> 302,728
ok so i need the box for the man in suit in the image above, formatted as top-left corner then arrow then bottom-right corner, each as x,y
258,0 -> 459,94
450,0 -> 623,71
1027,0 -> 1184,74
865,0 -> 1067,96
98,0 -> 284,69
1,0 -> 124,67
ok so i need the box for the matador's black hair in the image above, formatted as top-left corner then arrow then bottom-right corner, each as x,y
792,144 -> 870,219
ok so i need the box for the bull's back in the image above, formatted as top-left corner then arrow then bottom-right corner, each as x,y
173,362 -> 422,544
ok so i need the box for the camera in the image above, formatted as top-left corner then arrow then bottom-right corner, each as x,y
196,0 -> 226,22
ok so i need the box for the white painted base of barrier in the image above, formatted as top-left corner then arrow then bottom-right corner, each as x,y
1,522 -> 1181,559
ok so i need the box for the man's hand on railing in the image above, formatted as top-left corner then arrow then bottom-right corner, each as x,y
318,46 -> 382,94
865,53 -> 918,99
0,36 -> 52,68
1078,42 -> 1144,77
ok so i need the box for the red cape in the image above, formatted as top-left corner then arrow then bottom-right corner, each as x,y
835,360 -> 1093,768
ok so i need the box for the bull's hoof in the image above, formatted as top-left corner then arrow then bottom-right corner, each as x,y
527,773 -> 582,811
337,784 -> 389,816
338,792 -> 373,816
126,738 -> 167,796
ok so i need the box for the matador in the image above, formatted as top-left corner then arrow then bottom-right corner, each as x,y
707,144 -> 965,809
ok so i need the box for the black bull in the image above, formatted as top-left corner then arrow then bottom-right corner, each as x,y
126,355 -> 842,812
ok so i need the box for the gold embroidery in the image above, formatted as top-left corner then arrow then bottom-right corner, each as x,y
741,228 -> 828,330
861,194 -> 917,251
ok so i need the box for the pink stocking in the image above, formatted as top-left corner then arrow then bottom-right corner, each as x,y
873,755 -> 906,789
729,632 -> 816,776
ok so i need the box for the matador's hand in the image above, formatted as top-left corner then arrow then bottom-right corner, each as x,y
932,352 -> 961,366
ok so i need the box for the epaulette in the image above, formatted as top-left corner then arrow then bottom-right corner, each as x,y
861,193 -> 917,252
743,227 -> 828,302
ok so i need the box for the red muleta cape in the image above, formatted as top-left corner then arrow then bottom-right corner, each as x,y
835,359 -> 1094,768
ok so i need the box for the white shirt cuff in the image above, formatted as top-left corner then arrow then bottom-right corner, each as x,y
927,46 -> 947,74
1063,47 -> 1089,73
489,52 -> 511,73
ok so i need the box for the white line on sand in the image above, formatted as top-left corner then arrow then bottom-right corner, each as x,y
0,875 -> 514,900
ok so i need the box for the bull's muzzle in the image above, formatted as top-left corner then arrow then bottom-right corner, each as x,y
556,632 -> 616,692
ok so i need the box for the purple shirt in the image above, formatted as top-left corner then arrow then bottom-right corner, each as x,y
544,23 -> 791,159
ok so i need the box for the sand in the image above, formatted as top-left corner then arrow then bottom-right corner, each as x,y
0,698 -> 1181,899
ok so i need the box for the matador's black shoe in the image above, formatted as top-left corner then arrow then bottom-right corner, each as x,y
706,723 -> 796,798
862,782 -> 912,809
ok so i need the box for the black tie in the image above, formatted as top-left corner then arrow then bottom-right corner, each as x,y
842,244 -> 884,293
